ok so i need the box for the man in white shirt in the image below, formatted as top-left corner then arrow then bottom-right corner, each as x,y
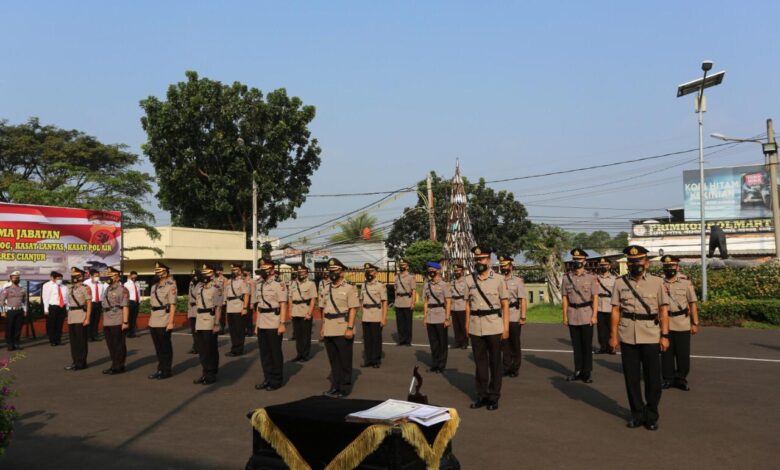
83,269 -> 106,341
124,271 -> 142,338
42,271 -> 68,346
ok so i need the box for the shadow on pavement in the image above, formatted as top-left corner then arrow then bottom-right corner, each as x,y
752,342 -> 780,352
525,354 -> 570,376
595,358 -> 623,374
550,376 -> 629,419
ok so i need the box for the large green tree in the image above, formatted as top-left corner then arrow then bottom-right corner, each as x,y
140,71 -> 322,234
385,173 -> 532,258
569,230 -> 629,251
403,240 -> 444,274
524,224 -> 569,303
0,118 -> 157,238
329,213 -> 385,243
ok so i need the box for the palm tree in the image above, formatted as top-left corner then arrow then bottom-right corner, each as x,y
523,224 -> 567,303
329,213 -> 385,243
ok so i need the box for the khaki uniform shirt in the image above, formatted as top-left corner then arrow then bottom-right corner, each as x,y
187,281 -> 199,319
449,276 -> 471,312
504,275 -> 527,322
247,277 -> 258,306
68,283 -> 91,324
468,272 -> 508,336
102,283 -> 129,326
320,281 -> 359,337
213,275 -> 227,306
596,273 -> 617,313
664,276 -> 697,331
562,272 -> 598,325
194,279 -> 223,331
224,277 -> 249,314
424,279 -> 451,324
289,280 -> 317,318
360,280 -> 387,323
255,279 -> 287,329
150,278 -> 177,327
611,274 -> 670,345
394,272 -> 416,308
318,279 -> 331,309
0,284 -> 27,309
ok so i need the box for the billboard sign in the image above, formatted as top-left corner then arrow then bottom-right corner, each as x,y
632,218 -> 772,238
0,203 -> 122,281
684,164 -> 778,220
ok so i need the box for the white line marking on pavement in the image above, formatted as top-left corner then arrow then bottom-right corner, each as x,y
170,332 -> 780,363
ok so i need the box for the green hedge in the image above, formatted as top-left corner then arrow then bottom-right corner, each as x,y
648,263 -> 780,301
138,296 -> 190,314
699,299 -> 780,326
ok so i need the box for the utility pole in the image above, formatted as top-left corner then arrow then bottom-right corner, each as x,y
765,119 -> 780,260
427,173 -> 436,241
252,171 -> 258,274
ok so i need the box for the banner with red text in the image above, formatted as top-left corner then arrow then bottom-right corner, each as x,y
0,203 -> 122,281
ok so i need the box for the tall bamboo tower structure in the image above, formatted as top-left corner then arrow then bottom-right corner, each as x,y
443,159 -> 477,277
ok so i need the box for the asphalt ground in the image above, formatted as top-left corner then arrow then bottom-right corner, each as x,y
3,323 -> 779,469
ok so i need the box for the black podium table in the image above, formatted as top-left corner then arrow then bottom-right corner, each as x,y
246,396 -> 460,470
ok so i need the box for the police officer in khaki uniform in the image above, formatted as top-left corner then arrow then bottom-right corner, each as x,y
561,249 -> 599,383
467,247 -> 510,411
101,267 -> 130,375
320,258 -> 360,398
243,266 -> 257,338
1,271 -> 27,351
360,263 -> 387,368
148,262 -> 177,379
660,255 -> 699,391
214,265 -> 228,334
187,270 -> 199,354
449,264 -> 471,349
225,263 -> 250,357
610,245 -> 670,431
254,259 -> 287,391
423,262 -> 451,373
289,265 -> 317,362
498,255 -> 526,378
194,264 -> 223,385
65,267 -> 92,371
394,258 -> 417,346
594,257 -> 617,355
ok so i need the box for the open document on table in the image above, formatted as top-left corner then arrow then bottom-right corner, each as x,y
345,399 -> 452,426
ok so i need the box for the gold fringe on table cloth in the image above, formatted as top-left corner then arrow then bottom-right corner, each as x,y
250,408 -> 460,470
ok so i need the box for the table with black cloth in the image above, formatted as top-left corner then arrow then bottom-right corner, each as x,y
247,396 -> 460,470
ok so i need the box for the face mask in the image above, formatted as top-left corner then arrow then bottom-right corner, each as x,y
598,267 -> 608,274
500,268 -> 511,275
628,263 -> 645,276
427,271 -> 437,279
329,271 -> 340,282
454,271 -> 463,278
400,266 -> 408,272
298,273 -> 308,281
663,268 -> 677,278
11,279 -> 20,285
475,263 -> 488,274
92,276 -> 100,281
365,272 -> 375,282
259,270 -> 270,280
573,261 -> 584,270
55,279 -> 63,285
72,276 -> 82,283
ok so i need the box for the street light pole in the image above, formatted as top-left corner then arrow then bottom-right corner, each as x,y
764,119 -> 780,260
252,172 -> 258,273
677,61 -> 726,301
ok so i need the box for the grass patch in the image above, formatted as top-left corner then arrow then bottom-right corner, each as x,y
740,321 -> 780,330
526,303 -> 562,324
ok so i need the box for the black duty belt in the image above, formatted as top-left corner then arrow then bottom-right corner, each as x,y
471,309 -> 501,317
107,306 -> 122,312
151,305 -> 167,311
259,307 -> 280,315
396,293 -> 411,297
324,312 -> 348,320
621,311 -> 658,321
363,303 -> 381,309
69,307 -> 84,312
6,308 -> 23,313
226,296 -> 241,301
569,301 -> 591,309
292,300 -> 309,305
451,309 -> 465,314
197,308 -> 214,314
451,295 -> 464,300
509,301 -> 520,309
598,293 -> 611,298
427,303 -> 444,309
669,308 -> 689,317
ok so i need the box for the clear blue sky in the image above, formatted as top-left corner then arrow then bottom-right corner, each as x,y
2,0 -> 778,241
